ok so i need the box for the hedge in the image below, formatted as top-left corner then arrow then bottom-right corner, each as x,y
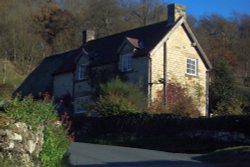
72,113 -> 250,153
73,113 -> 250,137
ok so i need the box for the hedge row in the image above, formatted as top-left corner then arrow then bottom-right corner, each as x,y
73,113 -> 250,138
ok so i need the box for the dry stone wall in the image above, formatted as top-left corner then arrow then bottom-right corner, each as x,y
0,114 -> 44,167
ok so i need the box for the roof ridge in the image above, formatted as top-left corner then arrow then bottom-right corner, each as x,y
44,47 -> 81,60
87,20 -> 168,44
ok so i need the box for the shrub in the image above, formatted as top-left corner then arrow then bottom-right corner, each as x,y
96,77 -> 147,116
4,96 -> 72,167
149,83 -> 200,117
210,58 -> 244,115
213,97 -> 244,116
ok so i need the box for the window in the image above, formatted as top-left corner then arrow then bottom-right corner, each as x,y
74,96 -> 91,113
78,64 -> 88,80
120,53 -> 132,72
186,58 -> 197,76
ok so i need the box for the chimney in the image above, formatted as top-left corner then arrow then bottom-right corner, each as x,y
82,30 -> 95,46
168,3 -> 186,25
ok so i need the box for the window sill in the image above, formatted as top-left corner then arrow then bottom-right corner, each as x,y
120,69 -> 135,73
185,73 -> 198,78
75,78 -> 89,82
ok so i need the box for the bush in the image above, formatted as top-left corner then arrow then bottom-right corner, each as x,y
95,77 -> 147,116
75,113 -> 250,153
4,96 -> 72,167
213,97 -> 244,116
210,58 -> 244,115
149,82 -> 200,117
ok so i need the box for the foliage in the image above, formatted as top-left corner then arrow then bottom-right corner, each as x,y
210,59 -> 244,115
4,96 -> 72,167
33,2 -> 79,52
96,77 -> 147,116
149,83 -> 200,117
75,113 -> 250,153
40,112 -> 73,167
213,97 -> 243,116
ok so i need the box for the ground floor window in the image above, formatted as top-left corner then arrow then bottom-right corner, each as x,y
74,96 -> 91,113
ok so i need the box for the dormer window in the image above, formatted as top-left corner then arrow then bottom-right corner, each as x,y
78,64 -> 88,80
186,58 -> 197,76
120,53 -> 132,72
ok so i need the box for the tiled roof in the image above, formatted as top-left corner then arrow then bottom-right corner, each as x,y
14,48 -> 81,97
85,20 -> 173,66
53,20 -> 172,73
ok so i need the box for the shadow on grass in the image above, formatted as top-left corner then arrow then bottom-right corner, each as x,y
70,160 -> 212,167
193,146 -> 250,167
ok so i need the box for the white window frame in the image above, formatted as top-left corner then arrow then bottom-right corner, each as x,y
74,96 -> 91,114
186,58 -> 197,76
78,64 -> 88,80
120,53 -> 132,72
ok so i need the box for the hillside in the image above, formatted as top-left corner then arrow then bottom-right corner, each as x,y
0,60 -> 26,99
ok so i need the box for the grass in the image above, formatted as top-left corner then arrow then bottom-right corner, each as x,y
0,60 -> 26,99
197,146 -> 250,167
0,60 -> 25,86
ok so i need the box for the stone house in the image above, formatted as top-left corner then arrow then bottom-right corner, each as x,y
15,4 -> 212,116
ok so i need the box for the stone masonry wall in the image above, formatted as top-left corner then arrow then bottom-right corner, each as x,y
0,114 -> 44,167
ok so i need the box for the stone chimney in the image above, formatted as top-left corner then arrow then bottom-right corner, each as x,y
82,30 -> 95,46
168,3 -> 186,25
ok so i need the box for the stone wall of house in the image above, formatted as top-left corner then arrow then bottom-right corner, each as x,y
151,24 -> 208,116
167,24 -> 207,116
126,56 -> 149,94
74,55 -> 91,98
53,73 -> 73,98
151,41 -> 164,101
0,114 -> 44,167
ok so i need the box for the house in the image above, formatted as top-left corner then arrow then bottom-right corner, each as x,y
15,3 -> 212,116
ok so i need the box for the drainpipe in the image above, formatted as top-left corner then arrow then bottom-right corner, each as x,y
148,56 -> 152,106
163,41 -> 167,106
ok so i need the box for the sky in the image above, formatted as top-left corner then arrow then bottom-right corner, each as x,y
167,0 -> 250,18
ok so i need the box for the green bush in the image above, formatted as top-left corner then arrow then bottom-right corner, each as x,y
210,58 -> 244,115
96,77 -> 147,116
76,113 -> 250,153
213,97 -> 244,116
4,96 -> 71,167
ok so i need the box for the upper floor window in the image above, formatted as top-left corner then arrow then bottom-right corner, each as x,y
186,58 -> 197,76
120,53 -> 132,72
78,64 -> 88,80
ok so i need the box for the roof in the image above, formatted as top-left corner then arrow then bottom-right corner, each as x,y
85,21 -> 173,66
14,48 -> 81,97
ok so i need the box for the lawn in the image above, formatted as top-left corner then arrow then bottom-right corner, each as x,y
0,60 -> 26,99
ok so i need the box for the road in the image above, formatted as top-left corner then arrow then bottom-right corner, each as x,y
68,142 -> 216,167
